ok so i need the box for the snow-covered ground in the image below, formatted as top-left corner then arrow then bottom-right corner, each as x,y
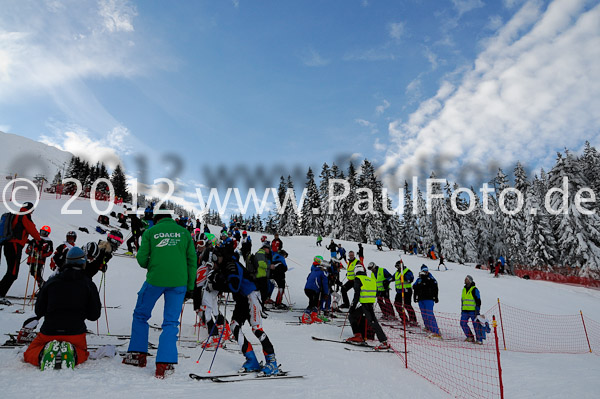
1,196 -> 600,398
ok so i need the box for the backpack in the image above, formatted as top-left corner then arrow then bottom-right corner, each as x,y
246,253 -> 258,275
0,212 -> 16,245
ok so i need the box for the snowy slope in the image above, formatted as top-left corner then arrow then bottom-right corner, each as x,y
1,197 -> 600,399
0,131 -> 73,179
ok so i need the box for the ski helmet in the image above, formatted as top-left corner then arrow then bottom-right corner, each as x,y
261,235 -> 267,242
107,230 -> 124,250
84,242 -> 99,260
40,225 -> 51,237
279,249 -> 288,258
354,264 -> 366,274
313,255 -> 324,265
395,260 -> 404,269
367,262 -> 376,270
21,202 -> 35,211
66,231 -> 77,241
66,246 -> 86,267
262,240 -> 271,249
242,231 -> 247,236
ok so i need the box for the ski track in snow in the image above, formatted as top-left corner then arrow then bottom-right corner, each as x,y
1,197 -> 600,398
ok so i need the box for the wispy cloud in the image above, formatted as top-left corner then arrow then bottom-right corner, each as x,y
388,22 -> 405,40
99,0 -> 136,32
375,99 -> 390,116
300,47 -> 330,67
452,0 -> 485,16
382,0 -> 600,185
356,118 -> 379,135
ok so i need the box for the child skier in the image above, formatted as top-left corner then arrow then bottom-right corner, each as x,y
25,225 -> 53,289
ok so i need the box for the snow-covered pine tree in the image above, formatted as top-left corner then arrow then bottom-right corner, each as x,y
458,185 -> 478,263
341,162 -> 360,241
402,181 -> 419,249
318,163 -> 332,237
500,164 -> 528,265
329,165 -> 345,240
524,177 -> 556,269
433,181 -> 462,263
582,141 -> 600,210
475,189 -> 494,264
255,213 -> 263,232
111,164 -> 129,201
416,187 -> 432,254
300,167 -> 321,236
275,176 -> 287,233
280,175 -> 300,236
549,151 -> 600,278
356,160 -> 384,244
52,170 -> 62,187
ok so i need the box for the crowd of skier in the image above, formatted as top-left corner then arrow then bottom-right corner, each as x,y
0,202 -> 491,379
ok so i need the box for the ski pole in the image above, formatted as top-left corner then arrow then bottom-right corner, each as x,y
102,271 -> 110,334
22,265 -> 31,312
30,252 -> 41,309
207,293 -> 230,373
195,316 -> 218,364
178,301 -> 185,341
339,309 -> 350,340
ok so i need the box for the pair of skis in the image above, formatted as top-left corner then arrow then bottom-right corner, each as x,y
310,336 -> 395,353
189,369 -> 304,383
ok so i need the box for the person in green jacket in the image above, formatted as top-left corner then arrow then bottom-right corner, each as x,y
123,207 -> 196,379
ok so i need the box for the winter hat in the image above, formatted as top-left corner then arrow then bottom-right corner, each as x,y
420,264 -> 429,272
66,246 -> 86,267
262,240 -> 271,249
466,275 -> 474,284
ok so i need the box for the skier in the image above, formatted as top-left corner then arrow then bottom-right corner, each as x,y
210,247 -> 280,375
413,265 -> 441,338
0,202 -> 41,304
123,208 -> 196,379
24,225 -> 54,289
438,254 -> 447,271
460,275 -> 484,344
346,263 -> 390,350
240,231 -> 252,265
125,211 -> 146,256
375,238 -> 383,251
357,243 -> 364,264
84,230 -> 123,279
367,262 -> 395,320
392,260 -> 418,326
254,241 -> 272,306
23,247 -> 102,369
316,234 -> 323,247
302,256 -> 329,324
340,251 -> 359,308
327,240 -> 338,259
51,231 -> 77,272
271,233 -> 283,253
268,249 -> 289,309
337,245 -> 347,262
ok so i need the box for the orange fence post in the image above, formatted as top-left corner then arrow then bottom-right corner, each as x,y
580,310 -> 592,353
497,298 -> 507,350
492,315 -> 504,399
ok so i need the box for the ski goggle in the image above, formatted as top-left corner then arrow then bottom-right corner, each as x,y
40,230 -> 50,238
197,240 -> 206,247
107,233 -> 123,245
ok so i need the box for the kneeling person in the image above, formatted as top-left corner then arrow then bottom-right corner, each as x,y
23,247 -> 102,370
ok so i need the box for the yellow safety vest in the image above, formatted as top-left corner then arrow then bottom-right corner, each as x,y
371,267 -> 386,292
394,269 -> 412,290
461,286 -> 476,311
357,275 -> 377,304
346,259 -> 358,281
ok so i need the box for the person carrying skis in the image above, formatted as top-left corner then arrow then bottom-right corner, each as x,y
460,275 -> 484,344
23,246 -> 102,370
367,262 -> 395,320
413,265 -> 441,338
51,231 -> 77,272
210,247 -> 281,375
340,250 -> 360,308
0,202 -> 41,304
302,256 -> 329,324
123,208 -> 196,379
25,225 -> 54,289
346,264 -> 390,350
392,260 -> 417,326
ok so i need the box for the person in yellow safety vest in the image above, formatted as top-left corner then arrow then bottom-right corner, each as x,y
345,264 -> 390,350
392,260 -> 418,326
366,262 -> 396,320
340,251 -> 359,309
460,275 -> 483,344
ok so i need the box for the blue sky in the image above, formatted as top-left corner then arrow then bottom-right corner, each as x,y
1,0 -> 599,213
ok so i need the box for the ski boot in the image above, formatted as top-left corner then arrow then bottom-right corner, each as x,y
310,312 -> 323,323
40,340 -> 61,371
59,341 -> 76,369
0,297 -> 12,306
261,353 -> 280,376
241,350 -> 261,372
122,351 -> 148,367
373,341 -> 391,350
345,333 -> 364,343
155,363 -> 175,379
301,312 -> 312,324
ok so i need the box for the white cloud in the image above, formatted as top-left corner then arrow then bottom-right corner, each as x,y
374,138 -> 387,152
382,0 -> 600,186
388,22 -> 405,40
375,99 -> 390,115
98,0 -> 136,32
355,118 -> 379,134
300,47 -> 330,67
452,0 -> 485,16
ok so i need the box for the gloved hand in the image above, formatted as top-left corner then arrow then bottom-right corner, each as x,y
184,290 -> 194,301
434,298 -> 439,303
349,302 -> 356,312
50,259 -> 56,271
99,262 -> 108,273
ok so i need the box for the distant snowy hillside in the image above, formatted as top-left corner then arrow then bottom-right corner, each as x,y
0,131 -> 73,179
